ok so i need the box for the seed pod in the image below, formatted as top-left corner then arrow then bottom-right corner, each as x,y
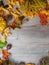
6,14 -> 14,25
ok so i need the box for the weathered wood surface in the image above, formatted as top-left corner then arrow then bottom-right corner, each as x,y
1,16 -> 49,64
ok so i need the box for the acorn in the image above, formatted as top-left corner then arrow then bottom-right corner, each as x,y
18,62 -> 25,65
6,44 -> 12,50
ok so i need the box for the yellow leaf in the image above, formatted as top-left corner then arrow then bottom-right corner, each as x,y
28,12 -> 33,18
11,12 -> 18,18
47,16 -> 49,20
10,2 -> 14,6
23,11 -> 27,16
41,10 -> 48,15
19,0 -> 23,2
0,60 -> 2,63
0,17 -> 6,32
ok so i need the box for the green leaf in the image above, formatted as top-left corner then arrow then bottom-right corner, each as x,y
0,40 -> 7,48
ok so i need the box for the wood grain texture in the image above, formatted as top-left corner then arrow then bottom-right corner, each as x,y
0,16 -> 49,64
